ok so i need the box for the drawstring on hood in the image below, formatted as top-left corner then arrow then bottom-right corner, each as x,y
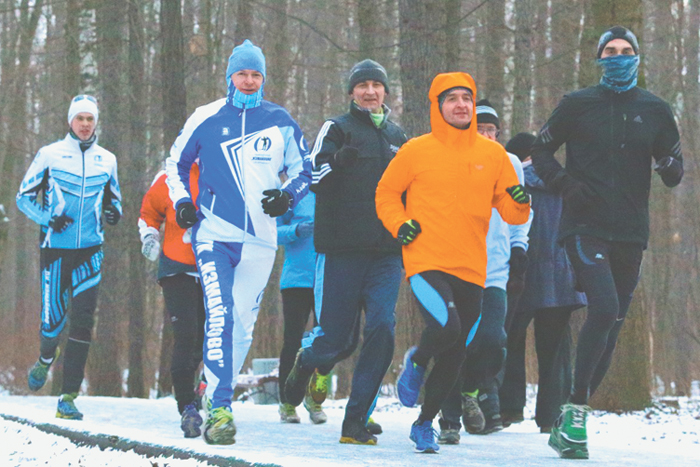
429,73 -> 478,147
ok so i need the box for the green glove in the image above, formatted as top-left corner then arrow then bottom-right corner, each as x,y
397,220 -> 422,245
506,185 -> 530,204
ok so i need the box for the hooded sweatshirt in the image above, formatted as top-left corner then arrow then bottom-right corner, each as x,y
375,72 -> 530,287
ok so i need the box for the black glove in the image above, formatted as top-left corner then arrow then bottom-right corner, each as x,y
295,221 -> 314,238
654,156 -> 683,187
330,132 -> 359,170
506,184 -> 530,204
397,219 -> 421,245
176,201 -> 198,229
49,214 -> 73,233
507,246 -> 529,295
261,189 -> 292,217
103,204 -> 121,225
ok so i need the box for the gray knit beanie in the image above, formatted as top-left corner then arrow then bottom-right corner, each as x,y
348,59 -> 390,94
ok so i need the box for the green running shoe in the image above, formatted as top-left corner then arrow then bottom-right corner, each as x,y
308,370 -> 330,404
279,402 -> 301,423
284,349 -> 315,407
56,393 -> 83,420
437,427 -> 460,445
548,403 -> 591,459
461,392 -> 486,434
203,406 -> 236,445
28,348 -> 60,392
303,394 -> 327,424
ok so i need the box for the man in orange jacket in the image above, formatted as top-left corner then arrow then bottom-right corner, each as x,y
139,164 -> 205,438
375,72 -> 530,453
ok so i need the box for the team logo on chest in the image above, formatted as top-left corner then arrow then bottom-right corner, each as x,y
255,136 -> 272,152
222,127 -> 230,136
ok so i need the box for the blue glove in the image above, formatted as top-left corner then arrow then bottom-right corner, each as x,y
295,221 -> 314,238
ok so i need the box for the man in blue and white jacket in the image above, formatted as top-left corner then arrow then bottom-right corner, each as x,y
165,39 -> 311,445
17,94 -> 122,420
438,100 -> 532,443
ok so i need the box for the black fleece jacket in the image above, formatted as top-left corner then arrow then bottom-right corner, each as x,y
532,84 -> 683,247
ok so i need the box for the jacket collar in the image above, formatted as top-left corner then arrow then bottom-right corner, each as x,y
349,101 -> 391,128
64,132 -> 97,152
596,83 -> 639,102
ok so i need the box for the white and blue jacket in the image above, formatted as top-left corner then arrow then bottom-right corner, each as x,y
484,153 -> 533,290
16,134 -> 122,249
166,98 -> 312,249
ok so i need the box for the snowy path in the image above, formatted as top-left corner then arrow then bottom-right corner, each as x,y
1,394 -> 699,466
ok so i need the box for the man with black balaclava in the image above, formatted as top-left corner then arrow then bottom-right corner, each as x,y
532,26 -> 684,460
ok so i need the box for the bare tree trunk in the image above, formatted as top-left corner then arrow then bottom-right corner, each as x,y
89,0 -> 127,397
511,0 -> 534,134
64,0 -> 81,99
444,0 -> 460,69
161,0 -> 188,150
264,0 -> 290,105
124,0 -> 148,399
358,0 -> 378,61
235,0 -> 253,43
482,0 -> 505,109
399,0 -> 446,138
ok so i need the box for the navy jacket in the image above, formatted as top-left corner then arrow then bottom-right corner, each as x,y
517,163 -> 586,314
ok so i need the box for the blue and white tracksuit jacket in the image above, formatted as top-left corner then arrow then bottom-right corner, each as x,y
166,97 -> 312,409
17,134 -> 122,249
16,133 -> 121,340
484,153 -> 532,290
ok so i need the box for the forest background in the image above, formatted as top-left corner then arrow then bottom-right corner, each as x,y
0,0 -> 698,412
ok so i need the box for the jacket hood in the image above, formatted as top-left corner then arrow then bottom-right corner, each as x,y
429,72 -> 478,147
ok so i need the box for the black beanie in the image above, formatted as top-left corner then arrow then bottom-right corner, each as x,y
348,59 -> 390,94
505,132 -> 536,161
475,99 -> 500,129
597,26 -> 639,58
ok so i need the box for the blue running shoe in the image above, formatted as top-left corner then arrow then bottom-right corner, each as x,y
410,419 -> 439,453
56,393 -> 83,420
397,346 -> 425,407
28,348 -> 60,392
180,403 -> 203,438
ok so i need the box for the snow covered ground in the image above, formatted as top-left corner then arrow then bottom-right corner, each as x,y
1,392 -> 699,466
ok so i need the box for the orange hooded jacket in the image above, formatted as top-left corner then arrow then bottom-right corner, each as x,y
375,72 -> 530,287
